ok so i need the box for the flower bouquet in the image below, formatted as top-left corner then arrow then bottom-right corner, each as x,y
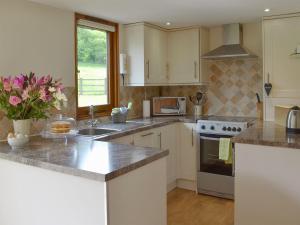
0,72 -> 67,134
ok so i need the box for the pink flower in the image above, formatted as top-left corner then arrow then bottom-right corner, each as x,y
13,75 -> 25,89
22,87 -> 31,100
9,96 -> 22,106
2,77 -> 12,92
39,86 -> 51,102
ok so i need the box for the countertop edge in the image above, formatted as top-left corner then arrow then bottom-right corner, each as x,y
104,149 -> 169,181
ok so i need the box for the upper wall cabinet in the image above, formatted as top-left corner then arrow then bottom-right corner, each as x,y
167,28 -> 209,85
263,14 -> 300,98
124,23 -> 168,86
123,23 -> 209,86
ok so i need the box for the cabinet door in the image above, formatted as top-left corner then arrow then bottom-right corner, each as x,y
167,29 -> 200,84
144,26 -> 168,85
124,24 -> 145,85
133,128 -> 161,149
111,135 -> 134,145
160,124 -> 178,189
264,16 -> 300,98
178,123 -> 197,181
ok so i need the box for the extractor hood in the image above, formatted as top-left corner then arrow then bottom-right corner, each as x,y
202,24 -> 257,60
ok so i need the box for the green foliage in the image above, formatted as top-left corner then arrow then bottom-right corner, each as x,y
77,26 -> 107,65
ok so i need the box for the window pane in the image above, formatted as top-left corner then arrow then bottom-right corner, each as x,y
77,26 -> 109,107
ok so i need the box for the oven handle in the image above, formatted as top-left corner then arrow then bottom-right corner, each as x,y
199,133 -> 233,140
200,136 -> 220,141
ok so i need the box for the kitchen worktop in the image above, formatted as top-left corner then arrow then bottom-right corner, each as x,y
0,136 -> 168,181
232,120 -> 300,149
0,115 -> 256,182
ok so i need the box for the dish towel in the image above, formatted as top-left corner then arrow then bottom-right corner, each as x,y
219,138 -> 232,164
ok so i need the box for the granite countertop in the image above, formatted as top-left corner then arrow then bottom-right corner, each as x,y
0,136 -> 168,181
0,115 -> 257,182
232,121 -> 300,149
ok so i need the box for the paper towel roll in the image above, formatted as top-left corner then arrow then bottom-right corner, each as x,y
143,100 -> 150,118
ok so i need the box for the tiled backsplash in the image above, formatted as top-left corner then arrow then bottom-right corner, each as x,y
0,58 -> 262,139
205,59 -> 262,117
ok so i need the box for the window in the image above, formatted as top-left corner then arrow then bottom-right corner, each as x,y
75,13 -> 119,119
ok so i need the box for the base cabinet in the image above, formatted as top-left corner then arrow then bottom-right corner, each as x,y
111,122 -> 197,192
177,123 -> 197,190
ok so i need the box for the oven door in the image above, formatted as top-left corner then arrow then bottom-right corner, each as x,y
199,133 -> 234,177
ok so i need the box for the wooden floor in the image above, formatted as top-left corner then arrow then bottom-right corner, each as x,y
167,188 -> 234,225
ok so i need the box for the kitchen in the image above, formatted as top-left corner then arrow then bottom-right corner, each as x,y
0,0 -> 300,225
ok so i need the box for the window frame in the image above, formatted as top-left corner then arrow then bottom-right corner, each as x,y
75,13 -> 119,120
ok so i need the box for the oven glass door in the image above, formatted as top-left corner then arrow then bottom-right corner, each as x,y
200,133 -> 233,176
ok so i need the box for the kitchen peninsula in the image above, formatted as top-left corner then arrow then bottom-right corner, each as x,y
0,135 -> 168,225
233,121 -> 300,225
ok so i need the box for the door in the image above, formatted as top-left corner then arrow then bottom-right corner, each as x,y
161,124 -> 178,189
167,29 -> 200,84
178,123 -> 197,181
264,16 -> 300,98
144,26 -> 168,85
199,134 -> 233,176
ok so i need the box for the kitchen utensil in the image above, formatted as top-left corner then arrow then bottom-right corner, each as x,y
264,73 -> 272,96
196,92 -> 203,104
256,93 -> 261,103
286,106 -> 300,133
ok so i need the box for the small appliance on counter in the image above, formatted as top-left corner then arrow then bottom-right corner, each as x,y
152,97 -> 186,116
286,106 -> 300,133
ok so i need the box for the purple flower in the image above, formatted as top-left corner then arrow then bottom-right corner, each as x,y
13,75 -> 25,89
9,96 -> 22,106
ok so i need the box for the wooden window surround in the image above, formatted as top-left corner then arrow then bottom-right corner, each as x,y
75,13 -> 119,120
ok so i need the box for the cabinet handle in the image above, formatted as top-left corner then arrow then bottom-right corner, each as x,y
194,61 -> 197,79
146,60 -> 150,79
141,132 -> 154,137
192,128 -> 194,146
166,63 -> 169,80
158,132 -> 162,149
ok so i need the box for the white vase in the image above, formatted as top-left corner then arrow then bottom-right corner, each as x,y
13,119 -> 32,135
194,105 -> 203,116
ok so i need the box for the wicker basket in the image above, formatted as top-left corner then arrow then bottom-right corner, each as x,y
111,111 -> 128,123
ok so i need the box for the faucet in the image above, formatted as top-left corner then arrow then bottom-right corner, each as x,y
87,105 -> 98,127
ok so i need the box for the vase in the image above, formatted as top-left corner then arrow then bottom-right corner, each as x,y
13,119 -> 32,135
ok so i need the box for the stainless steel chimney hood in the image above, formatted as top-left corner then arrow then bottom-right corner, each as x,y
202,24 -> 257,60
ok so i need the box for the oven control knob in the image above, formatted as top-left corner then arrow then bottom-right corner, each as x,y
237,127 -> 242,132
201,125 -> 206,130
227,127 -> 232,131
222,126 -> 227,131
210,126 -> 215,130
232,127 -> 237,132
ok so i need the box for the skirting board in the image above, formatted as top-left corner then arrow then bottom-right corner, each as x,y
167,181 -> 177,192
176,179 -> 196,192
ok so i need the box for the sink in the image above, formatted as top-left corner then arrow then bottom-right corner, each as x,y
78,128 -> 119,136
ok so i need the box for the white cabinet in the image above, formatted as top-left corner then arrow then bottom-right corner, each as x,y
263,15 -> 300,99
177,123 -> 197,187
133,128 -> 161,149
111,135 -> 134,145
167,28 -> 209,84
160,124 -> 179,191
124,23 -> 209,86
124,23 -> 168,86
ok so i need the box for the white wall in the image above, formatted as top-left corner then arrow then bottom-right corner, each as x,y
0,0 -> 75,86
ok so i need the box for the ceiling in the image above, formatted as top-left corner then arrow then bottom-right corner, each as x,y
29,0 -> 300,27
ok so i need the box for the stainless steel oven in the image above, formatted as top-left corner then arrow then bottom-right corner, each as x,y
197,133 -> 235,199
196,118 -> 248,199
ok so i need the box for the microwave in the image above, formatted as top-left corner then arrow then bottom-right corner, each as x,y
152,97 -> 186,116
